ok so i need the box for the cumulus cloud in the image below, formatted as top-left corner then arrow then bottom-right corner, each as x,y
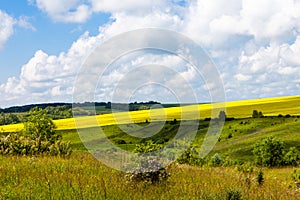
0,32 -> 100,106
33,0 -> 91,23
1,0 -> 300,107
0,10 -> 16,48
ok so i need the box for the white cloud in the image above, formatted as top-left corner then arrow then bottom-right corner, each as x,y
34,0 -> 91,23
0,10 -> 16,48
2,0 -> 300,106
90,0 -> 164,13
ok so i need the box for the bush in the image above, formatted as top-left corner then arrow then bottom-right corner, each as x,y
0,134 -> 72,157
225,188 -> 242,200
292,168 -> 300,188
284,147 -> 300,166
126,141 -> 170,184
126,159 -> 170,184
252,137 -> 285,167
211,153 -> 223,166
0,107 -> 72,157
177,147 -> 205,166
134,140 -> 162,154
257,169 -> 264,185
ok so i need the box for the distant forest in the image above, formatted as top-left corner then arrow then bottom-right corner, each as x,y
0,101 -> 161,113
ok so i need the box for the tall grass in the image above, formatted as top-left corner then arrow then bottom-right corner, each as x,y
0,152 -> 299,199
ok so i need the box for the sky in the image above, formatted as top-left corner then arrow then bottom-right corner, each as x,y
0,0 -> 300,108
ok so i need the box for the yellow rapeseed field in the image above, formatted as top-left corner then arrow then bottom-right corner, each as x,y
1,95 -> 300,133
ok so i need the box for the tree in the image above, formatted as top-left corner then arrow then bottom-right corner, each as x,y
218,111 -> 226,121
253,137 -> 285,166
253,110 -> 264,118
252,110 -> 259,118
23,107 -> 57,142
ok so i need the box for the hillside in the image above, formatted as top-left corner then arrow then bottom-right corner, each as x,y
1,95 -> 300,133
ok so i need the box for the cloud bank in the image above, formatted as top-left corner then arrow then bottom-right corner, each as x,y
1,0 -> 300,107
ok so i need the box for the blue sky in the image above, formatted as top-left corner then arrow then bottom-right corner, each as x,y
0,0 -> 300,107
0,0 -> 110,82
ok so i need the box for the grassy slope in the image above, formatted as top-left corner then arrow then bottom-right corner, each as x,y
1,153 -> 299,199
57,116 -> 300,164
1,95 -> 300,133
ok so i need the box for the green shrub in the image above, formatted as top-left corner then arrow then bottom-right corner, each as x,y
257,169 -> 264,185
0,134 -> 72,157
292,168 -> 300,188
284,147 -> 300,166
211,153 -> 223,166
0,107 -> 72,157
126,141 -> 170,184
225,188 -> 242,200
176,147 -> 205,166
134,140 -> 162,154
252,137 -> 285,167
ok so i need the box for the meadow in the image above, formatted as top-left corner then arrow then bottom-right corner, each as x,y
1,95 -> 300,199
1,153 -> 299,199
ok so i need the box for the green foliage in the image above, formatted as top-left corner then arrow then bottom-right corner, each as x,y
0,133 -> 71,157
291,168 -> 300,188
176,147 -> 205,166
225,188 -> 242,200
284,147 -> 300,166
0,112 -> 21,125
0,107 -> 71,157
211,153 -> 223,166
236,163 -> 254,174
127,141 -> 170,184
134,140 -> 162,154
257,169 -> 264,185
23,107 -> 56,142
252,110 -> 264,118
45,105 -> 72,119
252,137 -> 285,167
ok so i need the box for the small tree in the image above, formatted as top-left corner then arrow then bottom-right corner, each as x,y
284,147 -> 300,166
23,107 -> 57,143
253,137 -> 285,166
219,111 -> 226,121
252,110 -> 258,118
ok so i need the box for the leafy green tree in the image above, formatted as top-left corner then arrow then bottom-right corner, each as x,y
252,110 -> 259,118
253,137 -> 285,166
284,147 -> 300,166
23,107 -> 57,142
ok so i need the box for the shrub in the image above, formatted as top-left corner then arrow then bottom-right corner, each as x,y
126,141 -> 170,184
126,159 -> 170,184
0,134 -> 71,157
227,133 -> 233,139
177,147 -> 204,166
252,137 -> 285,166
225,188 -> 242,200
0,107 -> 72,157
284,147 -> 300,166
257,169 -> 264,185
23,107 -> 56,142
211,153 -> 223,166
292,168 -> 300,188
134,140 -> 162,154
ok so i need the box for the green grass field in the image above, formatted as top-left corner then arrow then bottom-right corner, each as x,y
1,153 -> 299,199
1,95 -> 300,199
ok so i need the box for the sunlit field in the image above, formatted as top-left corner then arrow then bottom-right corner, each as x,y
1,95 -> 300,133
1,153 -> 299,199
